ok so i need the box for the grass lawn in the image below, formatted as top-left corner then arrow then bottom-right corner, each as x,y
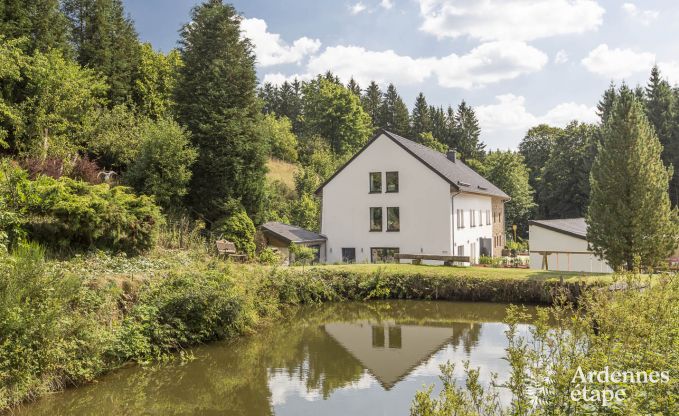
307,263 -> 613,283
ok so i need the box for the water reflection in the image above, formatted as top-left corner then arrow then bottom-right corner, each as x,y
17,301 -> 535,416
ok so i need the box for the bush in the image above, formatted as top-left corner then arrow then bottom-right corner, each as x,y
258,247 -> 283,265
13,169 -> 162,253
212,204 -> 257,258
125,118 -> 197,208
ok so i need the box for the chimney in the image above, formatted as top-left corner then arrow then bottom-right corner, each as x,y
447,149 -> 457,162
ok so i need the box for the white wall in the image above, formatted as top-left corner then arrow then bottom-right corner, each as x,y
529,225 -> 613,273
321,134 -> 453,263
451,192 -> 493,263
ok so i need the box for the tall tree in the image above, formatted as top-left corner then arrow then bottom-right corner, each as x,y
430,105 -> 447,144
519,124 -> 561,212
132,43 -> 182,119
410,92 -> 431,139
453,101 -> 484,160
377,83 -> 409,136
276,80 -> 303,134
63,0 -> 141,105
0,0 -> 71,54
361,81 -> 382,128
587,86 -> 678,270
301,77 -> 372,155
645,66 -> 679,207
597,82 -> 617,125
539,122 -> 596,219
346,77 -> 361,96
175,0 -> 267,222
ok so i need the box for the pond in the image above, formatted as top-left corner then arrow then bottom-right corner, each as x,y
18,300 -> 536,415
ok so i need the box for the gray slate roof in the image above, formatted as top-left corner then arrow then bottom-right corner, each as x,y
315,129 -> 509,199
383,130 -> 510,199
528,218 -> 587,239
260,221 -> 327,243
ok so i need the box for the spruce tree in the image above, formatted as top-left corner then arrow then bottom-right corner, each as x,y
63,0 -> 141,105
175,0 -> 267,222
453,101 -> 484,160
361,81 -> 382,128
0,0 -> 71,54
377,83 -> 409,136
347,77 -> 361,96
645,66 -> 678,207
587,86 -> 678,270
411,92 -> 431,139
597,82 -> 617,125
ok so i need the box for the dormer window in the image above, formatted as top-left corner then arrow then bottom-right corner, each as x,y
386,171 -> 399,193
369,172 -> 382,193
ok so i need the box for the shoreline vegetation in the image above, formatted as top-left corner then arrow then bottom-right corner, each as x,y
0,242 -> 610,412
2,236 -> 664,414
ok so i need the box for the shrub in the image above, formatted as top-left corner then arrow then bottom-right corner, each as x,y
290,242 -> 315,267
9,167 -> 163,253
125,118 -> 197,208
212,204 -> 256,258
258,247 -> 283,265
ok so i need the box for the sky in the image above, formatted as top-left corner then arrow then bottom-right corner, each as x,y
122,0 -> 679,149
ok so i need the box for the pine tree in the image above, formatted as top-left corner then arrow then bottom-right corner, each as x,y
410,92 -> 431,139
0,0 -> 71,54
453,101 -> 484,160
377,83 -> 409,136
430,106 -> 447,143
645,65 -> 678,207
347,77 -> 361,96
587,86 -> 678,270
175,0 -> 267,222
597,82 -> 617,125
63,0 -> 142,105
361,81 -> 382,128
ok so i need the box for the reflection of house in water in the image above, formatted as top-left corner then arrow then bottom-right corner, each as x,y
323,321 -> 458,389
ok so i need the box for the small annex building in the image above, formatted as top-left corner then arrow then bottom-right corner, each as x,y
259,221 -> 327,265
528,218 -> 613,273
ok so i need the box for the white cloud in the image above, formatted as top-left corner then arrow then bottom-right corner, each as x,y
622,3 -> 659,25
417,0 -> 604,41
657,62 -> 679,86
241,18 -> 321,67
554,49 -> 569,64
581,44 -> 655,79
476,94 -> 597,135
350,2 -> 367,14
380,0 -> 394,9
275,41 -> 547,89
261,72 -> 312,85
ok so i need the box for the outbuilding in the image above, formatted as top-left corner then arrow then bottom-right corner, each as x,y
528,218 -> 613,273
259,222 -> 327,265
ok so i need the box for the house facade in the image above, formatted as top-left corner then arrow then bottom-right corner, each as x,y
316,130 -> 509,264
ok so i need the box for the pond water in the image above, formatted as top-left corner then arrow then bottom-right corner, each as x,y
18,300 -> 536,416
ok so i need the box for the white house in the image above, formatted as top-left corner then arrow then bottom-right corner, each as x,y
316,129 -> 509,264
528,218 -> 613,273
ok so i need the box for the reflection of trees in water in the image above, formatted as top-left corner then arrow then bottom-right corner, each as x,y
20,301 -> 532,415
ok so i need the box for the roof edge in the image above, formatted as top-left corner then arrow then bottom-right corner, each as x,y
528,220 -> 587,240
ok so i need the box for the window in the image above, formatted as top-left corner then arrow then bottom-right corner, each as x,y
371,247 -> 399,263
386,171 -> 399,193
388,326 -> 402,349
370,207 -> 382,231
486,210 -> 491,225
342,248 -> 356,263
387,207 -> 400,231
457,245 -> 465,256
478,210 -> 482,226
369,172 -> 382,193
470,209 -> 475,227
456,209 -> 465,228
372,326 -> 385,347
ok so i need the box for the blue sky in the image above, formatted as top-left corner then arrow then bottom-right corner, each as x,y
123,0 -> 679,149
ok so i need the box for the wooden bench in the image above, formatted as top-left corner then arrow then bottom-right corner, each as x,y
395,253 -> 471,266
215,239 -> 247,261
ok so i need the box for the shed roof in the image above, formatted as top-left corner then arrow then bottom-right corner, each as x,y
315,129 -> 510,199
528,218 -> 588,240
260,221 -> 327,244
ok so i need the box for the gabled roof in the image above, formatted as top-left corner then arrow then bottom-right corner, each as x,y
260,221 -> 327,244
528,218 -> 587,240
315,129 -> 510,199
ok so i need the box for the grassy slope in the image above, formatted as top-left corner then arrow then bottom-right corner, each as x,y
266,158 -> 297,189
